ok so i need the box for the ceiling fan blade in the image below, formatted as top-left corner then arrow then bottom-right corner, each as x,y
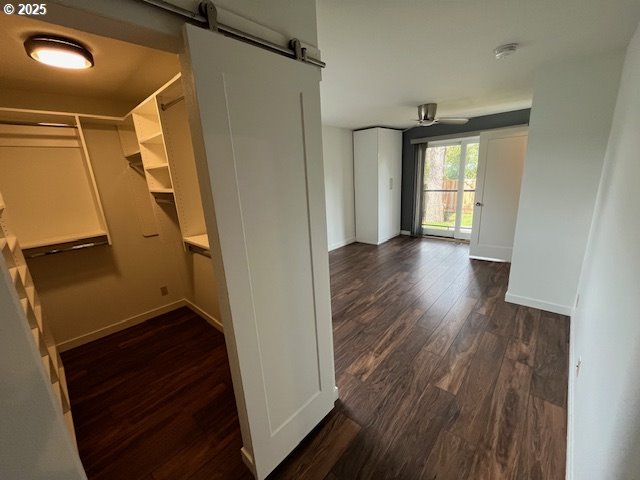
437,117 -> 469,125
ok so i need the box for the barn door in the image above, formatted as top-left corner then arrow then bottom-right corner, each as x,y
180,24 -> 336,480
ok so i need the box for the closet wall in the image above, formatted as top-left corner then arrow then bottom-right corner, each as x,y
10,90 -> 221,350
26,121 -> 183,348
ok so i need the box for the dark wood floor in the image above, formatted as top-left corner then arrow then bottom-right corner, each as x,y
62,308 -> 251,480
270,236 -> 568,480
64,236 -> 568,480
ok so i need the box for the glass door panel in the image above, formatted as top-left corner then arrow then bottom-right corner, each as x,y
422,144 -> 461,236
421,138 -> 479,239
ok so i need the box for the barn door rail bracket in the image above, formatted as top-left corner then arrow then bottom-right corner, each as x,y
139,0 -> 326,68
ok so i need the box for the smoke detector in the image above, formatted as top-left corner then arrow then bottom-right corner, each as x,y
494,43 -> 519,60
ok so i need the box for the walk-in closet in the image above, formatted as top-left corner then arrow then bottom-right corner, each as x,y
0,13 -> 243,478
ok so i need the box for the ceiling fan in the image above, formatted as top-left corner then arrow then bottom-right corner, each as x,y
411,103 -> 470,128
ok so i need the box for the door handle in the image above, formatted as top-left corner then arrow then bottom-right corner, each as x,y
475,202 -> 483,207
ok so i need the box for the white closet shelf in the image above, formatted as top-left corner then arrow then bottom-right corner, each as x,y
149,188 -> 174,194
64,410 -> 76,443
41,354 -> 51,378
6,236 -> 18,253
139,131 -> 163,144
1,238 -> 14,263
31,326 -> 40,348
184,234 -> 209,250
21,230 -> 109,250
144,163 -> 170,171
25,285 -> 36,306
9,266 -> 22,290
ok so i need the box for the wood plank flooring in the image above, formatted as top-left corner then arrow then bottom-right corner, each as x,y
63,236 -> 569,479
270,236 -> 569,480
62,308 -> 252,480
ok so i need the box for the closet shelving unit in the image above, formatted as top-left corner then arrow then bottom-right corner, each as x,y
0,191 -> 76,446
128,74 -> 211,256
132,96 -> 176,196
0,114 -> 111,258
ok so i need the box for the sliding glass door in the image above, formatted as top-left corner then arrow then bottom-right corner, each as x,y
421,137 -> 479,240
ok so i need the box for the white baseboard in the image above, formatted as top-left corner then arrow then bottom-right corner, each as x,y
184,299 -> 224,333
240,447 -> 256,477
468,255 -> 510,262
334,385 -> 339,401
57,298 -> 225,351
56,300 -> 186,352
328,236 -> 356,251
400,230 -> 411,236
504,291 -> 574,316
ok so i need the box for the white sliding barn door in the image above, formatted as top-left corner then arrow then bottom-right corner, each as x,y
469,127 -> 528,261
180,25 -> 336,480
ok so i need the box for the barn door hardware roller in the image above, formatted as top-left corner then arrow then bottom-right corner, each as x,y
199,0 -> 218,32
139,0 -> 326,68
289,39 -> 307,62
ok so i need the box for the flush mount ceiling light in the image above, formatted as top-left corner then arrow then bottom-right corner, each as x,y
24,35 -> 94,69
494,43 -> 519,60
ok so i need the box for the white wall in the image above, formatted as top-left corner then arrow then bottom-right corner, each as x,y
569,23 -> 640,480
322,126 -> 355,251
507,51 -> 624,314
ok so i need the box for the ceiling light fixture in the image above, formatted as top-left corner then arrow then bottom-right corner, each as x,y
494,43 -> 519,60
24,35 -> 94,69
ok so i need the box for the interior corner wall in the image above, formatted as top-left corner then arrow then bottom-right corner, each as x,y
28,123 -> 187,349
401,109 -> 531,232
569,23 -> 640,480
322,125 -> 355,251
184,252 -> 222,327
507,51 -> 624,315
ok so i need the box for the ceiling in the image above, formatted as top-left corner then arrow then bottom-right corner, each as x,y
0,14 -> 180,115
317,0 -> 640,129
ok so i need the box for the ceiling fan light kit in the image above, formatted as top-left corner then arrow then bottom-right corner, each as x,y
494,42 -> 519,60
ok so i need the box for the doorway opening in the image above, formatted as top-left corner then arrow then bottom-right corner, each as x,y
0,13 -> 248,479
420,137 -> 479,240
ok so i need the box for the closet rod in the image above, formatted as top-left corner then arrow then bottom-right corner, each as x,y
138,0 -> 326,69
0,120 -> 76,128
24,239 -> 109,258
160,96 -> 185,111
